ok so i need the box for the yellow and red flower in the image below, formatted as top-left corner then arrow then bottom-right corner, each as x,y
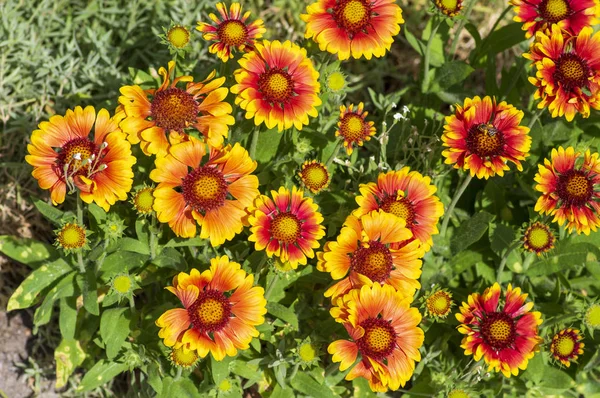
534,146 -> 600,235
150,139 -> 259,245
156,256 -> 267,361
550,328 -> 584,367
328,283 -> 424,392
317,210 -> 423,301
118,61 -> 234,155
435,0 -> 464,16
424,289 -> 453,319
442,96 -> 531,179
456,283 -> 543,378
231,40 -> 322,132
524,25 -> 600,121
196,2 -> 266,62
247,186 -> 325,269
336,103 -> 376,155
522,221 -> 555,255
353,167 -> 444,252
25,106 -> 136,210
511,0 -> 599,38
301,0 -> 405,60
298,160 -> 331,194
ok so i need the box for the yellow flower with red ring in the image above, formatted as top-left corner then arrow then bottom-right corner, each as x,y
522,221 -> 555,255
534,146 -> 600,235
328,283 -> 424,392
456,283 -> 543,378
25,106 -> 136,211
118,61 -> 234,155
298,160 -> 330,194
156,256 -> 267,361
550,328 -> 584,367
150,139 -> 259,245
317,210 -> 423,301
335,102 -> 376,155
441,96 -> 531,179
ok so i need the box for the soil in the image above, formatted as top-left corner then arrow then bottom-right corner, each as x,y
0,311 -> 33,398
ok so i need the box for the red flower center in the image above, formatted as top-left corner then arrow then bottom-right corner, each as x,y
334,0 -> 372,37
218,20 -> 248,47
381,196 -> 415,227
270,212 -> 301,244
57,138 -> 99,176
523,222 -> 554,253
480,312 -> 516,350
557,169 -> 593,206
553,53 -> 590,93
300,163 -> 329,192
151,87 -> 198,131
539,0 -> 571,23
426,291 -> 452,316
188,289 -> 232,333
466,123 -> 505,158
182,166 -> 228,212
356,317 -> 397,360
258,68 -> 294,104
339,113 -> 367,142
351,241 -> 393,283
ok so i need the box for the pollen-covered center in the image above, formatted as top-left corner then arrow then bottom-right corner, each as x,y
270,212 -> 301,244
334,0 -> 372,36
524,222 -> 553,252
57,138 -> 98,175
351,241 -> 393,283
585,304 -> 600,328
539,0 -> 571,23
437,0 -> 461,14
218,20 -> 248,47
480,312 -> 516,350
134,187 -> 155,214
113,275 -> 132,294
357,317 -> 397,360
381,196 -> 415,226
426,291 -> 452,316
189,289 -> 232,333
557,169 -> 593,206
554,334 -> 576,357
151,87 -> 198,131
170,346 -> 199,368
300,163 -> 329,192
466,123 -> 505,158
182,166 -> 228,212
57,223 -> 86,249
298,343 -> 317,362
340,113 -> 367,142
167,26 -> 191,49
258,68 -> 294,104
554,53 -> 590,92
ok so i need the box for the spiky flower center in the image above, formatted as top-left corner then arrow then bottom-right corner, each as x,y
170,346 -> 199,368
182,166 -> 228,212
523,222 -> 554,253
357,317 -> 397,360
57,138 -> 98,175
480,312 -> 516,350
57,223 -> 87,249
381,196 -> 415,226
327,71 -> 346,92
340,113 -> 367,142
334,0 -> 372,37
134,187 -> 155,214
557,169 -> 593,206
554,53 -> 590,92
436,0 -> 462,15
351,241 -> 393,283
151,87 -> 198,131
539,0 -> 571,23
270,212 -> 301,244
585,304 -> 600,328
300,162 -> 329,193
426,291 -> 452,317
189,290 -> 232,333
218,20 -> 248,47
466,123 -> 505,158
298,342 -> 317,362
258,68 -> 294,104
113,275 -> 132,294
167,26 -> 191,49
554,334 -> 576,357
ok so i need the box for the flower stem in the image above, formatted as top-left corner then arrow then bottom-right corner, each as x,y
325,139 -> 344,169
440,174 -> 473,236
497,241 -> 520,282
449,0 -> 478,58
149,215 -> 158,260
249,126 -> 260,159
264,273 -> 280,301
76,194 -> 86,274
527,107 -> 545,129
422,17 -> 443,93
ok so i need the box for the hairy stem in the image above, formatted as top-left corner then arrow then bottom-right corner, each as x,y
422,18 -> 443,93
325,139 -> 344,169
440,174 -> 473,236
249,126 -> 260,159
497,241 -> 520,282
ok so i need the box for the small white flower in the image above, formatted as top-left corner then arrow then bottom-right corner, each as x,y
402,105 -> 410,115
391,103 -> 397,108
393,113 -> 403,121
73,153 -> 82,160
382,121 -> 387,127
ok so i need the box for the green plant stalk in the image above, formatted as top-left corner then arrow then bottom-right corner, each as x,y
249,126 -> 260,159
421,17 -> 443,93
264,273 -> 280,301
289,363 -> 300,380
527,107 -> 545,129
472,6 -> 512,61
76,194 -> 86,274
149,215 -> 158,260
449,0 -> 477,58
325,139 -> 344,169
440,174 -> 473,236
497,241 -> 521,281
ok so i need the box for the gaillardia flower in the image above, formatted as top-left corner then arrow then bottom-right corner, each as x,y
118,61 -> 234,154
150,139 -> 259,245
301,0 -> 405,60
522,221 -> 555,255
456,283 -> 543,378
425,289 -> 453,319
353,167 -> 444,252
156,256 -> 267,361
511,0 -> 599,38
524,25 -> 600,121
317,210 -> 423,301
25,106 -> 136,210
328,284 -> 424,392
534,146 -> 600,235
231,40 -> 322,132
55,222 -> 87,252
584,303 -> 600,329
132,186 -> 155,215
170,344 -> 200,368
336,103 -> 376,155
441,96 -> 531,179
298,160 -> 330,194
247,186 -> 325,268
166,25 -> 191,49
550,328 -> 584,367
196,2 -> 266,62
435,0 -> 464,16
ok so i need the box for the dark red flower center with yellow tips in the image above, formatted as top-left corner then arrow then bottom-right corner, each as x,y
381,196 -> 415,227
339,113 -> 367,142
57,137 -> 98,175
356,317 -> 397,360
151,87 -> 198,131
188,289 -> 232,333
182,166 -> 228,212
466,123 -> 506,158
556,169 -> 593,206
351,241 -> 393,283
480,312 -> 516,350
553,53 -> 590,93
523,222 -> 554,254
270,212 -> 302,244
218,20 -> 249,47
551,329 -> 581,362
539,0 -> 572,23
258,68 -> 295,104
300,162 -> 329,192
333,0 -> 373,37
170,345 -> 199,368
426,291 -> 452,317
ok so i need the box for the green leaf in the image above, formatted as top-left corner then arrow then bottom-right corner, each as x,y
428,61 -> 474,93
87,203 -> 106,223
82,267 -> 99,315
489,223 -> 516,255
230,359 -> 262,382
164,236 -> 205,248
450,211 -> 495,254
7,258 -> 73,311
160,376 -> 201,398
0,235 -> 56,267
539,366 -> 575,391
101,251 -> 148,277
54,338 -> 86,389
352,377 -> 378,398
34,272 -> 77,327
111,237 -> 150,255
32,197 -> 64,224
291,372 -> 336,398
266,302 -> 299,330
146,363 -> 163,394
99,308 -> 131,359
464,23 -> 482,47
254,128 -> 283,163
526,242 -> 597,276
59,297 -> 78,340
474,23 -> 527,61
271,383 -> 295,398
211,355 -> 233,385
77,360 -> 129,392
523,352 -> 545,384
